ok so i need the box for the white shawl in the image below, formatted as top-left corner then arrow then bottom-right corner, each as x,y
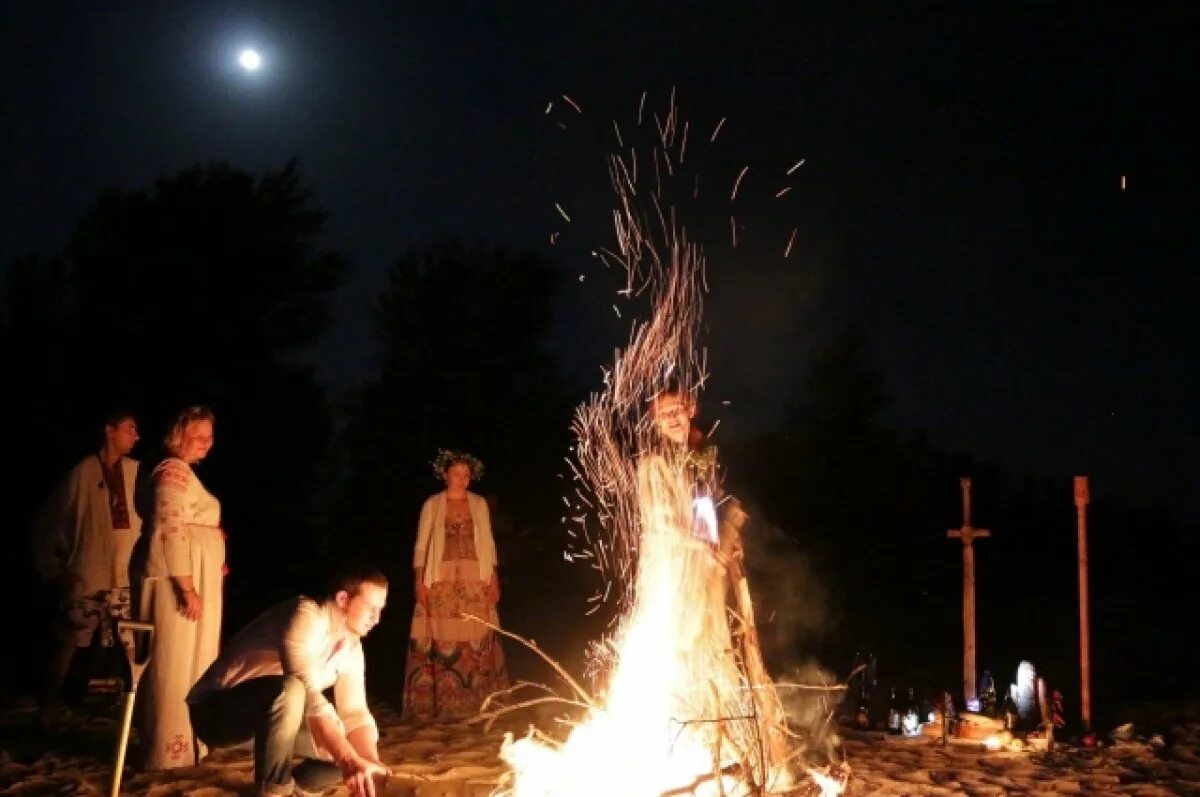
413,491 -> 497,588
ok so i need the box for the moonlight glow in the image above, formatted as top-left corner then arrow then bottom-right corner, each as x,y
238,48 -> 262,72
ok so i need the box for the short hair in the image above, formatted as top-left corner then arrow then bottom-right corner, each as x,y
649,385 -> 696,413
328,562 -> 389,598
101,406 -> 137,429
163,405 -> 215,454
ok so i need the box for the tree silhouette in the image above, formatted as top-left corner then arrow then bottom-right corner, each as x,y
339,240 -> 569,559
335,240 -> 574,688
4,161 -> 347,678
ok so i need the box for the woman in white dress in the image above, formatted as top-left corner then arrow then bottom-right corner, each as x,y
134,406 -> 225,769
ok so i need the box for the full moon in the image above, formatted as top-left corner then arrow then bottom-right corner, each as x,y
238,48 -> 262,72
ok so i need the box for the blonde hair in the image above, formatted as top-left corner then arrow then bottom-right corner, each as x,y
163,405 -> 216,454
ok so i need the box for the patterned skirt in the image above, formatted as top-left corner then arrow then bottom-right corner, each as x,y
402,570 -> 509,722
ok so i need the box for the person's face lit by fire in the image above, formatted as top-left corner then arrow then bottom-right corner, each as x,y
651,393 -> 695,447
444,461 -> 472,493
105,417 -> 139,457
177,419 -> 214,464
337,582 -> 387,638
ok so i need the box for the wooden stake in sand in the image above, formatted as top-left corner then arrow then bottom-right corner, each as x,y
1075,476 -> 1092,732
947,478 -> 990,709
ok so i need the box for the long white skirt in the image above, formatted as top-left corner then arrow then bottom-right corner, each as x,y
136,526 -> 225,770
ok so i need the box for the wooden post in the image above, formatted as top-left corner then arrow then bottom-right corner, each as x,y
948,478 -> 990,708
721,501 -> 789,777
1075,476 -> 1092,732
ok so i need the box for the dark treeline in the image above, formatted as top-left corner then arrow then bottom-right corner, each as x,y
3,162 -> 1193,720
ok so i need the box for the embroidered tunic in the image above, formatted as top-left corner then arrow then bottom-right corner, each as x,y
32,454 -> 142,645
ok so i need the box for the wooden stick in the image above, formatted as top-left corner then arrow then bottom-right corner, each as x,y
467,695 -> 593,730
461,613 -> 599,711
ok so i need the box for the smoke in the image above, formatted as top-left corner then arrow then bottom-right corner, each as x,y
735,510 -> 843,762
740,514 -> 833,650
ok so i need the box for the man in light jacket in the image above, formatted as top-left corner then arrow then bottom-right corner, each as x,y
187,563 -> 390,797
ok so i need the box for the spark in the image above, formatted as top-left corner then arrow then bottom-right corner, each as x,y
666,86 -> 677,146
678,121 -> 689,164
613,120 -> 624,147
556,122 -> 568,130
555,203 -> 572,222
550,232 -> 560,245
730,165 -> 749,201
563,94 -> 583,114
545,101 -> 554,114
775,186 -> 792,199
637,90 -> 647,125
612,304 -> 622,318
787,158 -> 806,175
710,116 -> 726,143
784,227 -> 798,258
730,215 -> 737,247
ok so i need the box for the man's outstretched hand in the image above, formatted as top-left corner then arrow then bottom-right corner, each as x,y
342,756 -> 389,797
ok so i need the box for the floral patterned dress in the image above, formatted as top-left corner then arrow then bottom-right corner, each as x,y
403,497 -> 508,721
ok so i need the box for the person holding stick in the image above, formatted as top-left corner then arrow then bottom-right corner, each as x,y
187,563 -> 390,797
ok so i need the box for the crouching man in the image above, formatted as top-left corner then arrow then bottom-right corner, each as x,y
187,563 -> 390,797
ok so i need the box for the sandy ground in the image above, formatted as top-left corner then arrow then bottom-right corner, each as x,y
2,697 -> 1199,796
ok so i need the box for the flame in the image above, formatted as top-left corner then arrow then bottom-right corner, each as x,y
806,766 -> 847,797
500,91 -> 840,797
502,447 -> 768,796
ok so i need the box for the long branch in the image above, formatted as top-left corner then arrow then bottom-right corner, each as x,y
462,613 -> 599,711
467,695 -> 595,732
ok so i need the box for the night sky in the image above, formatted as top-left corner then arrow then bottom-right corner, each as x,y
3,2 -> 1195,519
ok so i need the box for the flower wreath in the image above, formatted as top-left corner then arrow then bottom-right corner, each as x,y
431,449 -> 485,481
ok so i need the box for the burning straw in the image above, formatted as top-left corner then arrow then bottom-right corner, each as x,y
499,92 -> 846,797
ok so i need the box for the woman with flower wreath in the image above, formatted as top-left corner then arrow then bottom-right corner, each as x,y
402,450 -> 508,721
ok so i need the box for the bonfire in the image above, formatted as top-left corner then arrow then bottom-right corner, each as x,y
489,93 -> 847,797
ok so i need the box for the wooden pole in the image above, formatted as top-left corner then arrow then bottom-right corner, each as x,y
948,478 -> 990,708
1074,476 -> 1092,732
721,501 -> 789,777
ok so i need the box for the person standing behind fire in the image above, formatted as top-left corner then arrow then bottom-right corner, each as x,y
643,386 -> 789,766
131,406 -> 225,769
642,387 -> 744,565
402,449 -> 509,722
32,408 -> 142,729
638,388 -> 739,649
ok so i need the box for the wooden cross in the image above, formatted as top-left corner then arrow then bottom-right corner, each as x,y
947,477 -> 990,708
